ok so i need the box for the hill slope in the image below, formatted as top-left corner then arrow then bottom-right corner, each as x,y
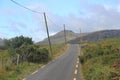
0,38 -> 3,45
39,30 -> 86,44
80,38 -> 120,80
69,29 -> 120,43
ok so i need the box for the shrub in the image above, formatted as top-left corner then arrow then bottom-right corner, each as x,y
15,44 -> 50,63
28,48 -> 50,63
79,56 -> 85,64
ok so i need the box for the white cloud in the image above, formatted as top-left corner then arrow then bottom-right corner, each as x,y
28,1 -> 120,41
2,0 -> 120,42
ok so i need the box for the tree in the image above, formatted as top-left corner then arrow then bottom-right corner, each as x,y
4,35 -> 33,49
4,36 -> 33,64
4,35 -> 50,64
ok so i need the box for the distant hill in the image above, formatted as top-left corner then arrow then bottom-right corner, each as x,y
39,30 -> 87,44
0,38 -> 3,45
69,29 -> 120,44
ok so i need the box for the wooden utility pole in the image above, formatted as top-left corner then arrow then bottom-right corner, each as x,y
64,24 -> 67,44
43,12 -> 53,56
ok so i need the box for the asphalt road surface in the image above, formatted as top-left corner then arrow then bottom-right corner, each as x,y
24,44 -> 81,80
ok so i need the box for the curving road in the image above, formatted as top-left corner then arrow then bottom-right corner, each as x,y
24,44 -> 81,80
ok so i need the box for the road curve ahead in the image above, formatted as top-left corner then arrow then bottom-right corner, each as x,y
25,44 -> 81,80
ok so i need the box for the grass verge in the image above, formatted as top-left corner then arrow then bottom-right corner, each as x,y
0,44 -> 68,80
79,38 -> 120,80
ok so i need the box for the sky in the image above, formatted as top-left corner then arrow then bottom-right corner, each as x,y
0,0 -> 120,42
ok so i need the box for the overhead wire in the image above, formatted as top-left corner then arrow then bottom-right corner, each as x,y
10,0 -> 45,40
11,0 -> 62,28
10,0 -> 43,14
10,0 -> 75,33
46,15 -> 62,28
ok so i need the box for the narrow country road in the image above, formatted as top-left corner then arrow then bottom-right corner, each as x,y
24,44 -> 81,80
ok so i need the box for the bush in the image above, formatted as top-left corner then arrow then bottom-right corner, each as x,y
4,36 -> 34,64
79,56 -> 85,64
16,44 -> 50,63
28,48 -> 50,63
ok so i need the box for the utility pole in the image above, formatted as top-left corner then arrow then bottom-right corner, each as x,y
43,12 -> 53,56
80,28 -> 82,44
64,24 -> 67,44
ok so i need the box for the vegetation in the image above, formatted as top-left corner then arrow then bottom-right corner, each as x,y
0,35 -> 68,80
38,44 -> 68,59
79,38 -> 120,80
3,36 -> 50,64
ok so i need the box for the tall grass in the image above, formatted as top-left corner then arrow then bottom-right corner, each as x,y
79,38 -> 120,80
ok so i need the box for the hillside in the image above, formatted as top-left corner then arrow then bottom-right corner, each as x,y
0,38 -> 3,45
69,29 -> 120,44
39,30 -> 86,44
80,38 -> 120,80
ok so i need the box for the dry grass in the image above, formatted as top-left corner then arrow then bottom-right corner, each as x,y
52,44 -> 69,59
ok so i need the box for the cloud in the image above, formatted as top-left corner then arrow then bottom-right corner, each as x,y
0,7 -> 15,15
86,3 -> 120,29
107,0 -> 120,3
27,2 -> 50,13
27,1 -> 120,41
2,0 -> 120,42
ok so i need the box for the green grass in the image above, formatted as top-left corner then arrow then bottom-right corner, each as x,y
38,44 -> 64,53
79,38 -> 120,80
7,62 -> 39,80
0,44 -> 68,80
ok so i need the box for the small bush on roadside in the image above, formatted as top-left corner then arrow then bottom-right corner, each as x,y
79,56 -> 85,64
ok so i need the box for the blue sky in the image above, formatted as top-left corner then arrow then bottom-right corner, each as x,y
0,0 -> 120,42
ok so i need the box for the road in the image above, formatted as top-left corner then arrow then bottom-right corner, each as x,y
24,44 -> 81,80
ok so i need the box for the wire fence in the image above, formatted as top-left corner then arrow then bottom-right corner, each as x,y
0,56 -> 10,69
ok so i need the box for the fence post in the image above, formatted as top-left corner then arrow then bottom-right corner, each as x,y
1,56 -> 3,69
17,54 -> 20,66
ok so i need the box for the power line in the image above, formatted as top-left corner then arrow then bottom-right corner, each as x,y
11,0 -> 64,30
10,0 -> 43,14
46,15 -> 62,28
10,0 -> 61,31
